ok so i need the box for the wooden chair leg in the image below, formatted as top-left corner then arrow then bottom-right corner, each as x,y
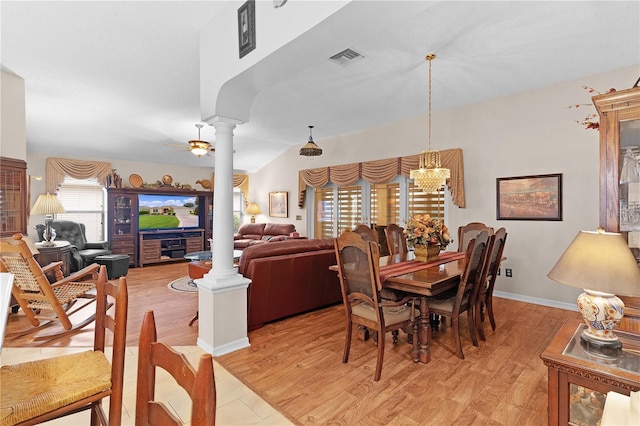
487,296 -> 496,331
475,302 -> 486,342
452,316 -> 464,359
343,321 -> 352,363
392,329 -> 399,344
467,308 -> 478,347
374,328 -> 385,381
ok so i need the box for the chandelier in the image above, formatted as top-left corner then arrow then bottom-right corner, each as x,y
410,54 -> 450,192
299,125 -> 323,157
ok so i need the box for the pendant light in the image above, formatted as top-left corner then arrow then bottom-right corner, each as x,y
299,125 -> 322,157
410,54 -> 450,192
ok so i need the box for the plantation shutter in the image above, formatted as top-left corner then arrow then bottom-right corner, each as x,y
408,182 -> 445,220
370,182 -> 400,227
336,185 -> 362,234
314,187 -> 334,239
56,177 -> 106,241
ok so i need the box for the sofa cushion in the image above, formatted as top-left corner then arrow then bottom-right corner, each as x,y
237,223 -> 266,237
264,223 -> 296,236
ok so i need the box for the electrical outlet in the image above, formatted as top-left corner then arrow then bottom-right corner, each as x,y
497,268 -> 501,276
505,268 -> 512,277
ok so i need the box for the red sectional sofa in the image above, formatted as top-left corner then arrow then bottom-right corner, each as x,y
238,238 -> 342,330
233,222 -> 297,250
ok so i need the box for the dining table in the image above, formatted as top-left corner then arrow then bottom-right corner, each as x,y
330,250 -> 467,364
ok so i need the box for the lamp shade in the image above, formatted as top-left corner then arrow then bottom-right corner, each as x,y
547,229 -> 640,296
31,193 -> 66,215
245,202 -> 261,216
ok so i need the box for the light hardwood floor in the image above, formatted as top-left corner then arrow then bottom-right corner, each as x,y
3,261 -> 581,425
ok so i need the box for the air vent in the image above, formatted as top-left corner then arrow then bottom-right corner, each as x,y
329,48 -> 365,66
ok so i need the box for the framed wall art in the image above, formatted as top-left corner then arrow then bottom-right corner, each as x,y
269,191 -> 288,218
238,0 -> 256,58
496,173 -> 562,221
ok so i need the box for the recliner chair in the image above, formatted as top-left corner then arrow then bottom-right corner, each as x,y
36,220 -> 111,272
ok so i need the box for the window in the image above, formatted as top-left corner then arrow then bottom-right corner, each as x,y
233,188 -> 243,232
311,178 -> 445,238
56,177 -> 106,241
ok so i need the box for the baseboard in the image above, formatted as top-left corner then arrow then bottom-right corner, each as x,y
494,291 -> 578,312
198,336 -> 250,356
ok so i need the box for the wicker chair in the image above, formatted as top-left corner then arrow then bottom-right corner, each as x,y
0,233 -> 100,340
0,265 -> 128,425
475,227 -> 508,340
136,310 -> 216,425
457,222 -> 494,252
334,231 -> 418,381
384,223 -> 408,256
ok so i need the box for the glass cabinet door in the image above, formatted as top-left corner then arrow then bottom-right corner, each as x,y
619,119 -> 640,262
0,157 -> 27,237
113,195 -> 134,236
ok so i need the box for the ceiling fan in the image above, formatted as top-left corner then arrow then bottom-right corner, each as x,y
166,124 -> 214,157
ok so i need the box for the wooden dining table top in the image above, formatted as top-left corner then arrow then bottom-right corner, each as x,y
330,250 -> 466,297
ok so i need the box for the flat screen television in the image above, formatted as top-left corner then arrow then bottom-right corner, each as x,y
138,194 -> 200,230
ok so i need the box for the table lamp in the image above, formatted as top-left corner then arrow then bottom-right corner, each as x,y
246,202 -> 261,223
31,193 -> 66,247
548,228 -> 640,348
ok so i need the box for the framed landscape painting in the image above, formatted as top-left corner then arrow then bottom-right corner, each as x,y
496,173 -> 562,221
269,191 -> 288,218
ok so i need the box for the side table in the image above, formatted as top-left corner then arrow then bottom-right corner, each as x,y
35,241 -> 72,277
540,320 -> 640,425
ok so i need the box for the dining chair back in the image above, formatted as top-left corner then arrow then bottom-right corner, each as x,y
0,233 -> 100,340
429,230 -> 491,359
475,227 -> 508,340
457,222 -> 494,252
334,231 -> 417,381
354,224 -> 378,244
384,223 -> 408,256
0,265 -> 128,425
136,310 -> 216,425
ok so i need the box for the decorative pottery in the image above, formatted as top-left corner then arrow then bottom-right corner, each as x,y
576,290 -> 624,344
414,244 -> 440,262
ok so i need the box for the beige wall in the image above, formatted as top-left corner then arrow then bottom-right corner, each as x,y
249,65 -> 638,309
1,69 -> 27,160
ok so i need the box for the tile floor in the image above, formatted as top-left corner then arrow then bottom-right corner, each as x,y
1,346 -> 293,425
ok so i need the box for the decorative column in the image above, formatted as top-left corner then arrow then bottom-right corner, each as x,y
195,116 -> 251,356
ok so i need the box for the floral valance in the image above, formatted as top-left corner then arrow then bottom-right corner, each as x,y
298,148 -> 465,208
46,157 -> 112,194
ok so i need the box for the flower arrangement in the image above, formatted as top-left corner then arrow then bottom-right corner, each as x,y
404,214 -> 452,249
568,86 -> 616,130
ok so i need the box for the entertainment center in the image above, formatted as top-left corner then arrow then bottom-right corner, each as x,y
107,187 -> 213,267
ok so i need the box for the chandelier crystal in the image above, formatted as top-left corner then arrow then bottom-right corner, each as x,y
410,53 -> 450,192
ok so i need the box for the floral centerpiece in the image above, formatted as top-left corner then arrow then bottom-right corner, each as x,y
405,214 -> 452,261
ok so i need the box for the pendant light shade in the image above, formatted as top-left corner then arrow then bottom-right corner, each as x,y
189,124 -> 211,157
410,54 -> 450,192
299,125 -> 322,157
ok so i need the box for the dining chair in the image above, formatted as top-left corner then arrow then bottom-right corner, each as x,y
136,310 -> 216,425
0,265 -> 128,425
457,222 -> 494,252
0,233 -> 101,340
475,227 -> 508,340
429,230 -> 491,359
384,223 -> 408,256
334,231 -> 418,381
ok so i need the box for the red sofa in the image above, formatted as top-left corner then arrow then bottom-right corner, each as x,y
238,238 -> 342,330
233,222 -> 296,250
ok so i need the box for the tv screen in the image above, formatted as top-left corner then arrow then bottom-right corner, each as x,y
138,194 -> 200,230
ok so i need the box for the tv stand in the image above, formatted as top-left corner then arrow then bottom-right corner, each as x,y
138,229 -> 204,267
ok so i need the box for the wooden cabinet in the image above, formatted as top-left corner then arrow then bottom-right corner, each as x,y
138,229 -> 204,267
107,189 -> 137,266
107,187 -> 213,268
541,320 -> 640,426
0,157 -> 27,237
593,87 -> 640,333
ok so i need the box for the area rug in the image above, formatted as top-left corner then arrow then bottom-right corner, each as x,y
168,276 -> 198,293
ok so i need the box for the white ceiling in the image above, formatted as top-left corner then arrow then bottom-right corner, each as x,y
2,1 -> 639,173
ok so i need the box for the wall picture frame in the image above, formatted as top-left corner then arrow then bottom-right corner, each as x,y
496,173 -> 562,221
269,191 -> 288,218
238,0 -> 256,58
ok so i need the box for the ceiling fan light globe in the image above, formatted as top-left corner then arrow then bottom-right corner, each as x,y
189,140 -> 211,157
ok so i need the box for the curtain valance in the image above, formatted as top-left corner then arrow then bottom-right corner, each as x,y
298,148 -> 465,208
46,158 -> 112,194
